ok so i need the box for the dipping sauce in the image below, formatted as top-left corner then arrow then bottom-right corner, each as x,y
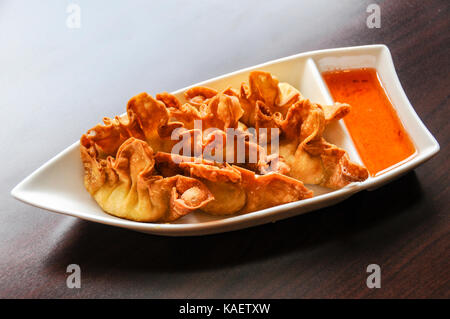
322,68 -> 415,176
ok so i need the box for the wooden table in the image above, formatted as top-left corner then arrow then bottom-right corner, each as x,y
1,0 -> 448,298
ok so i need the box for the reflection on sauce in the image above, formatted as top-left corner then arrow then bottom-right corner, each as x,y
322,68 -> 415,176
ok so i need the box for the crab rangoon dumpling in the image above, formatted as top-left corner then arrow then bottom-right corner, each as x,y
79,70 -> 369,223
80,137 -> 213,222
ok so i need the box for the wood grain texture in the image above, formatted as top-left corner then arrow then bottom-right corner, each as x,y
0,0 -> 448,298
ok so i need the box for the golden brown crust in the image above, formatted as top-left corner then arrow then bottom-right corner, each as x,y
152,153 -> 311,215
232,166 -> 313,214
81,138 -> 214,222
184,86 -> 218,107
80,71 -> 369,222
321,102 -> 351,125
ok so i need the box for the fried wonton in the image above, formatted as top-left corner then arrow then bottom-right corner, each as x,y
80,137 -> 214,222
157,90 -> 244,131
233,71 -> 368,188
154,152 -> 312,216
238,71 -> 302,127
82,92 -> 185,158
80,70 -> 368,223
277,99 -> 368,188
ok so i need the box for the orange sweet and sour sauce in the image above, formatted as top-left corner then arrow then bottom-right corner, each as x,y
322,68 -> 415,176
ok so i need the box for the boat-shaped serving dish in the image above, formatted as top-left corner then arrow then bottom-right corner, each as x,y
11,45 -> 439,236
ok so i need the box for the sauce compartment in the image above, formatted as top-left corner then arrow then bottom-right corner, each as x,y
307,46 -> 438,184
322,68 -> 416,177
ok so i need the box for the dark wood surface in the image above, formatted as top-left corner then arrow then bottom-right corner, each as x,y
1,0 -> 448,298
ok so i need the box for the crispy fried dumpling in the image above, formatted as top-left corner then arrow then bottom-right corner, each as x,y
156,92 -> 201,129
321,102 -> 351,125
232,166 -> 313,214
154,152 -> 247,215
238,71 -> 303,127
200,93 -> 244,131
154,152 -> 312,216
238,71 -> 350,138
158,91 -> 244,131
80,70 -> 369,223
127,92 -> 184,152
278,99 -> 368,188
80,137 -> 214,222
283,138 -> 369,188
198,165 -> 312,216
82,92 -> 186,157
184,86 -> 218,107
240,91 -> 366,188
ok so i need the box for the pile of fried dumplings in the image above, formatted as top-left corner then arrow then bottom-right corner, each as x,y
80,71 -> 369,222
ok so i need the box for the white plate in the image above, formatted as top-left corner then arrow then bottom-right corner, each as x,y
11,45 -> 439,236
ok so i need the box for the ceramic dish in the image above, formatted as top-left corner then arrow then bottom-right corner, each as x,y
11,45 -> 439,236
